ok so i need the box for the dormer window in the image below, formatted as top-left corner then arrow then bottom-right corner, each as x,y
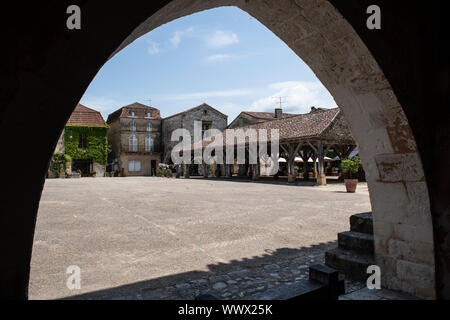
145,110 -> 152,118
131,121 -> 136,131
147,122 -> 152,132
130,109 -> 136,117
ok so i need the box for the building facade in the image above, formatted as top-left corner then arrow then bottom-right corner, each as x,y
161,103 -> 228,164
50,104 -> 108,177
107,102 -> 162,176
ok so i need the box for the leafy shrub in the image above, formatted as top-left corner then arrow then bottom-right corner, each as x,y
157,163 -> 169,176
341,156 -> 362,179
50,153 -> 66,176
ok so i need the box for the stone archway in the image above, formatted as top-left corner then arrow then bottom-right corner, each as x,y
0,0 -> 438,299
112,0 -> 435,299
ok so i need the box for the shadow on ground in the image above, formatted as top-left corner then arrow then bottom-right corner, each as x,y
63,241 -> 337,300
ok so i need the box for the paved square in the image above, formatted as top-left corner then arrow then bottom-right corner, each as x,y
30,177 -> 371,299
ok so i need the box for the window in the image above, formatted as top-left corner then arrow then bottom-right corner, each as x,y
145,136 -> 154,152
238,118 -> 244,127
78,134 -> 87,149
202,122 -> 212,138
131,121 -> 136,131
147,122 -> 152,132
129,135 -> 138,152
130,109 -> 136,117
146,110 -> 151,118
128,160 -> 141,172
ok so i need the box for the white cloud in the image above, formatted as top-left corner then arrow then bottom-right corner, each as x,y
206,53 -> 232,62
147,41 -> 160,55
250,81 -> 337,114
158,89 -> 251,101
205,30 -> 239,49
170,26 -> 195,48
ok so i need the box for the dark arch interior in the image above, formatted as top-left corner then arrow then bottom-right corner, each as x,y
0,1 -> 449,299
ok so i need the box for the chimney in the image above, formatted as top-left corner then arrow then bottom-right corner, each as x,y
275,108 -> 283,119
310,106 -> 317,113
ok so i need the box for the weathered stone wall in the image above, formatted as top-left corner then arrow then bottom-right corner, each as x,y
54,129 -> 65,154
93,163 -> 105,177
228,114 -> 265,129
107,119 -> 121,160
162,104 -> 228,163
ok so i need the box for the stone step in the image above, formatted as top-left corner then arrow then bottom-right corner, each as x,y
325,247 -> 376,282
350,212 -> 373,235
244,265 -> 344,300
338,231 -> 374,254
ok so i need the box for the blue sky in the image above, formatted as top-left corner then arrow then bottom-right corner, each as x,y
81,6 -> 337,123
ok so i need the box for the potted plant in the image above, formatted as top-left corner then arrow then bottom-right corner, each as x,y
165,168 -> 173,178
156,164 -> 167,177
341,156 -> 362,193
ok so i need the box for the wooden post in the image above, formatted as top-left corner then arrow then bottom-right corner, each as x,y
184,163 -> 190,178
202,161 -> 208,178
225,164 -> 232,178
285,142 -> 302,183
308,141 -> 326,185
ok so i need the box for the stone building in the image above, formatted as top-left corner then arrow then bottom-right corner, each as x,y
161,103 -> 228,164
51,104 -> 108,177
107,102 -> 162,176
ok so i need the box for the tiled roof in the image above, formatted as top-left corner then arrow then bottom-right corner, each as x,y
192,108 -> 355,149
66,104 -> 106,126
248,108 -> 340,140
243,111 -> 298,120
107,102 -> 161,123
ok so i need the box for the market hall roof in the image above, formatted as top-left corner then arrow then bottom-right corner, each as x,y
192,107 -> 355,149
66,104 -> 106,127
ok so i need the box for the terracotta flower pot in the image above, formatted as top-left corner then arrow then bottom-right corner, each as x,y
344,179 -> 358,193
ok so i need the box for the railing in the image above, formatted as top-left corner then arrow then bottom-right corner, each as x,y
124,146 -> 160,153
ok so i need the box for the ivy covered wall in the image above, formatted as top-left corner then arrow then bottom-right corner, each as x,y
64,125 -> 108,165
